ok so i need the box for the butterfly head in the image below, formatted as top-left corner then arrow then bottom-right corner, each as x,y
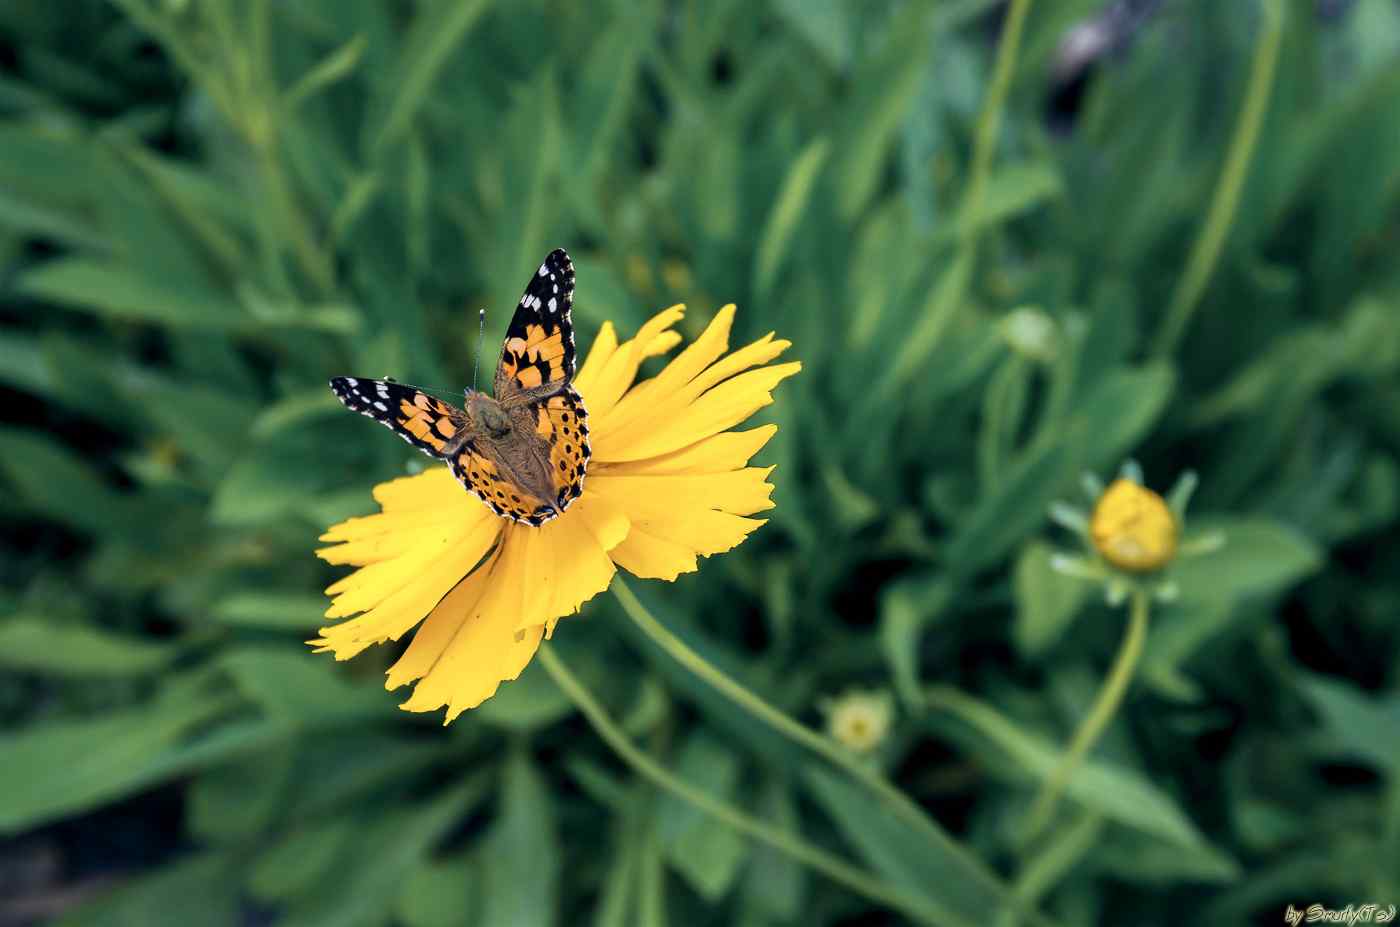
465,390 -> 512,439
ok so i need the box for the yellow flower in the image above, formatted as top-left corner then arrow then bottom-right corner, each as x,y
1089,478 -> 1178,573
312,305 -> 800,722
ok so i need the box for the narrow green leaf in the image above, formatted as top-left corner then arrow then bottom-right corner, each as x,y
482,752 -> 560,927
655,731 -> 749,902
0,617 -> 177,677
1296,674 -> 1400,774
210,593 -> 329,630
1172,519 -> 1322,604
754,136 -> 831,300
0,690 -> 237,833
286,34 -> 368,110
57,852 -> 240,927
368,0 -> 493,154
803,765 -> 1048,927
397,854 -> 480,927
1012,542 -> 1090,658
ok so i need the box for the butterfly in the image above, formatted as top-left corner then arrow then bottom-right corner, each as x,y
330,248 -> 590,526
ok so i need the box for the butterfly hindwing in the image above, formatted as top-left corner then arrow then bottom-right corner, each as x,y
494,248 -> 576,398
447,442 -> 557,525
329,377 -> 467,458
535,385 -> 590,509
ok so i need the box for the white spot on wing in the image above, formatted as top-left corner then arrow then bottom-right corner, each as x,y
373,401 -> 388,412
547,297 -> 557,312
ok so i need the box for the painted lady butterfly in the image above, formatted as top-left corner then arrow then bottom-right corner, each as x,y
331,249 -> 590,526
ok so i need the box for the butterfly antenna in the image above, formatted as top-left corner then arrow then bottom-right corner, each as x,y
472,307 -> 486,391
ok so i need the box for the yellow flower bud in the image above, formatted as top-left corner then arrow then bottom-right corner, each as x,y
1089,479 -> 1178,573
825,689 -> 894,753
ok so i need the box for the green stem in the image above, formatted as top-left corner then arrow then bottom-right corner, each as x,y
611,578 -> 1007,892
998,813 -> 1103,927
1151,0 -> 1283,356
535,645 -> 942,926
962,0 -> 1033,256
1020,588 -> 1150,841
883,0 -> 1032,397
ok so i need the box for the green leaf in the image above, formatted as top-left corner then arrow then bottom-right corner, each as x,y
188,745 -> 296,843
0,427 -> 139,535
250,818 -> 359,903
655,731 -> 749,902
926,686 -> 1235,858
57,852 -> 240,927
19,258 -> 246,329
943,439 -> 1071,574
286,34 -> 369,110
218,647 -> 397,725
1012,541 -> 1090,658
802,765 -> 1050,927
832,4 -> 936,219
1295,674 -> 1400,774
1172,518 -> 1322,604
366,0 -> 493,154
0,689 -> 237,834
280,777 -> 491,927
210,593 -> 328,630
0,616 -> 177,676
740,776 -> 806,920
397,854 -> 480,927
481,752 -> 559,927
879,574 -> 956,706
771,0 -> 851,69
754,136 -> 831,300
1064,363 -> 1176,471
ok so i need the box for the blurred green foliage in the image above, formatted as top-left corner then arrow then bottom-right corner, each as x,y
1,0 -> 1398,924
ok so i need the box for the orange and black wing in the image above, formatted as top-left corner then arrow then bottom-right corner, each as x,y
445,388 -> 590,526
447,443 -> 558,526
329,377 -> 466,458
494,248 -> 576,398
532,385 -> 590,511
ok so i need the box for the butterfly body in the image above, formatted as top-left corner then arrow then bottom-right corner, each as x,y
330,249 -> 589,526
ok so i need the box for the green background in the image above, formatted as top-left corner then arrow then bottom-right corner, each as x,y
1,0 -> 1398,924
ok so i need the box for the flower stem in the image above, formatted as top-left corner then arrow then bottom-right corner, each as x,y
962,0 -> 1034,256
535,644 -> 942,925
1020,588 -> 1151,842
610,578 -> 998,884
1151,0 -> 1283,357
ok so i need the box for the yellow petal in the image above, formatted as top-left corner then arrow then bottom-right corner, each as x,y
599,424 -> 777,476
595,305 -> 735,439
372,467 -> 465,510
512,491 -> 628,633
577,306 -> 685,418
573,320 -> 618,397
384,555 -> 496,690
318,469 -> 490,567
608,527 -> 698,581
602,362 -> 801,462
395,532 -> 544,721
316,516 -> 500,660
594,332 -> 790,452
587,471 -> 772,580
589,469 -> 776,517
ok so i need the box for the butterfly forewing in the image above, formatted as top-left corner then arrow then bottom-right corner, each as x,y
329,377 -> 467,457
495,248 -> 577,398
